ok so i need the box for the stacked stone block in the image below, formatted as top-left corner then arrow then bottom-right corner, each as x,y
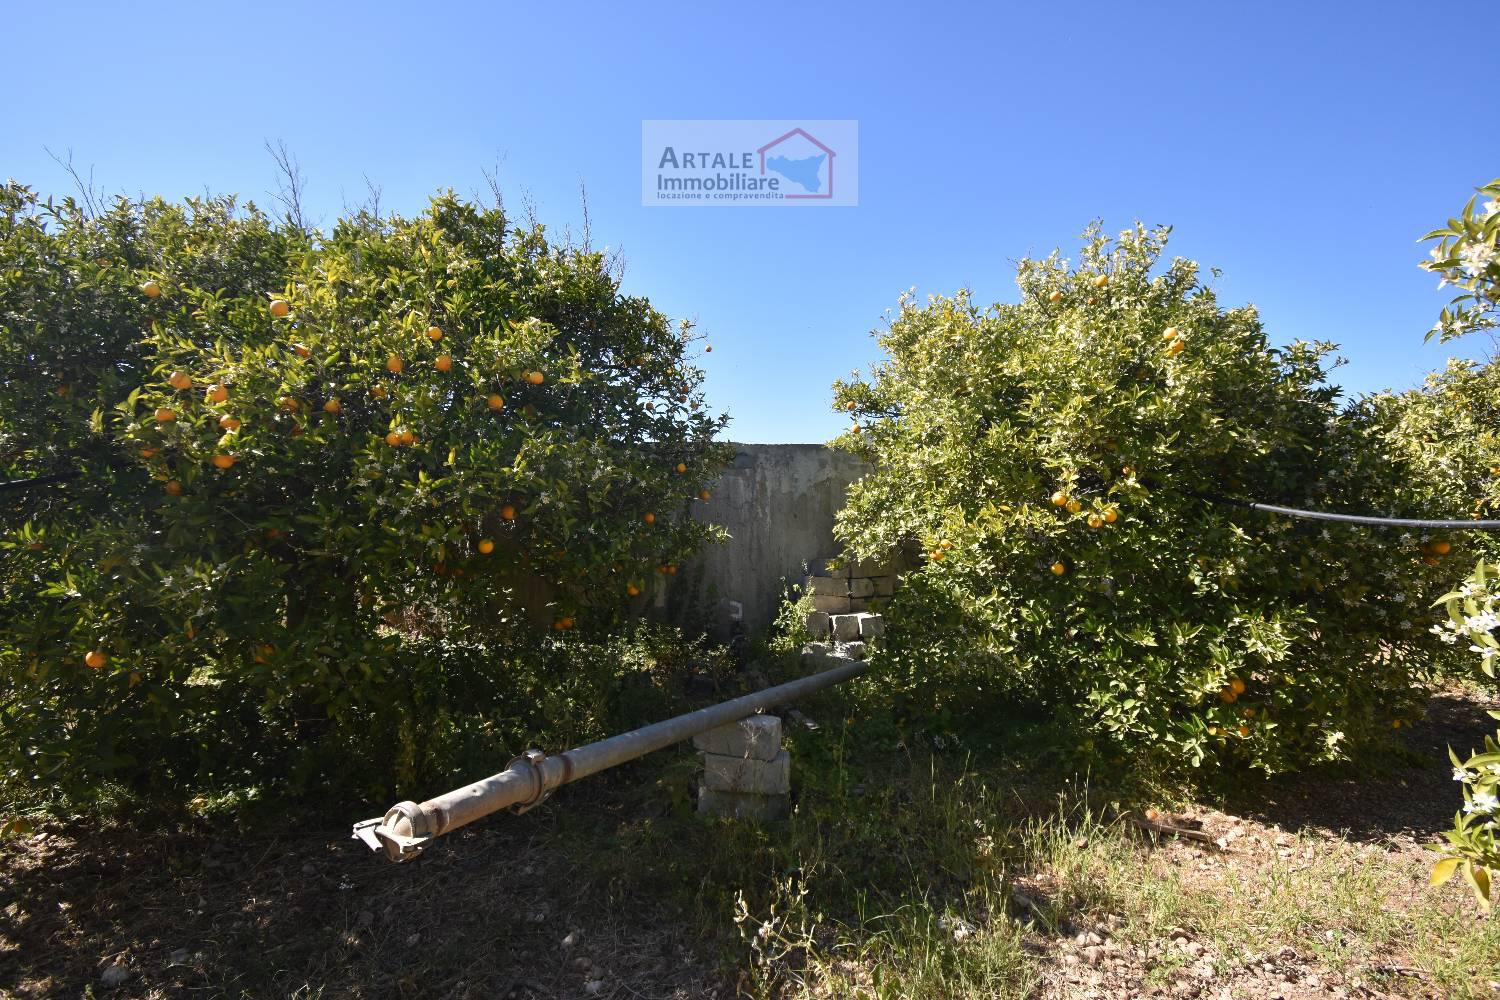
803,554 -> 899,646
804,556 -> 899,615
693,714 -> 789,821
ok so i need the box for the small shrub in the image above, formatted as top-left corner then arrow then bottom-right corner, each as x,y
1415,180 -> 1500,909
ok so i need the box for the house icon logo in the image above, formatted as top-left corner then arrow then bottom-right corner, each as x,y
757,128 -> 836,200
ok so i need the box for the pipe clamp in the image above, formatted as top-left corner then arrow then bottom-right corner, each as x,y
507,749 -> 553,814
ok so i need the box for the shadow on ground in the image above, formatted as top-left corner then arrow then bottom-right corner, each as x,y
0,757 -> 729,1000
1220,687 -> 1498,846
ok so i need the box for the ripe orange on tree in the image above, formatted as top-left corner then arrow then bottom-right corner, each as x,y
426,325 -> 443,341
323,398 -> 341,414
486,393 -> 505,411
269,299 -> 290,318
164,480 -> 184,496
212,454 -> 236,470
675,462 -> 687,474
206,383 -> 229,404
168,371 -> 193,391
140,280 -> 162,298
435,354 -> 453,373
154,407 -> 177,423
699,490 -> 712,501
386,355 -> 404,374
1050,561 -> 1066,576
527,371 -> 545,385
501,504 -> 517,521
642,512 -> 656,524
1048,290 -> 1063,303
385,431 -> 402,447
1092,274 -> 1109,289
84,650 -> 108,669
627,583 -> 641,597
477,539 -> 495,555
1051,490 -> 1069,507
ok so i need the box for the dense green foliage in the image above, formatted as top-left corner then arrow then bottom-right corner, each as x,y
831,224 -> 1477,774
0,184 -> 730,806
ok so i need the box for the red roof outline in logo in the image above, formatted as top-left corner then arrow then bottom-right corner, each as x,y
756,127 -> 835,200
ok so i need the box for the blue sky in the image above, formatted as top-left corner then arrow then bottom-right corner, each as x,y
5,1 -> 1495,442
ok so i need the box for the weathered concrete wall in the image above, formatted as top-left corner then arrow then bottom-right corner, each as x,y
662,443 -> 869,636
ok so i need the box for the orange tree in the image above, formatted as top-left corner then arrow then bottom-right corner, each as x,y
831,223 -> 1470,774
0,184 -> 730,805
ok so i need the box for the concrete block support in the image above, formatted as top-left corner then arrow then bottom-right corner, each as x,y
697,787 -> 788,821
703,749 -> 790,795
692,714 -> 782,761
697,714 -> 791,822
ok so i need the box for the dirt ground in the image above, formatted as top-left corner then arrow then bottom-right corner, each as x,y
1029,689 -> 1500,1000
1,689 -> 1495,1000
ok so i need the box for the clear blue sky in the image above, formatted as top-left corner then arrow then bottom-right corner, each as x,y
4,1 -> 1495,442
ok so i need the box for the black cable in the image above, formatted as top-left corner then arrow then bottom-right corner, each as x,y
0,471 -> 76,493
1182,487 -> 1500,530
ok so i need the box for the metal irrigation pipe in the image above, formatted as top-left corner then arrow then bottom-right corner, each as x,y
352,658 -> 868,863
